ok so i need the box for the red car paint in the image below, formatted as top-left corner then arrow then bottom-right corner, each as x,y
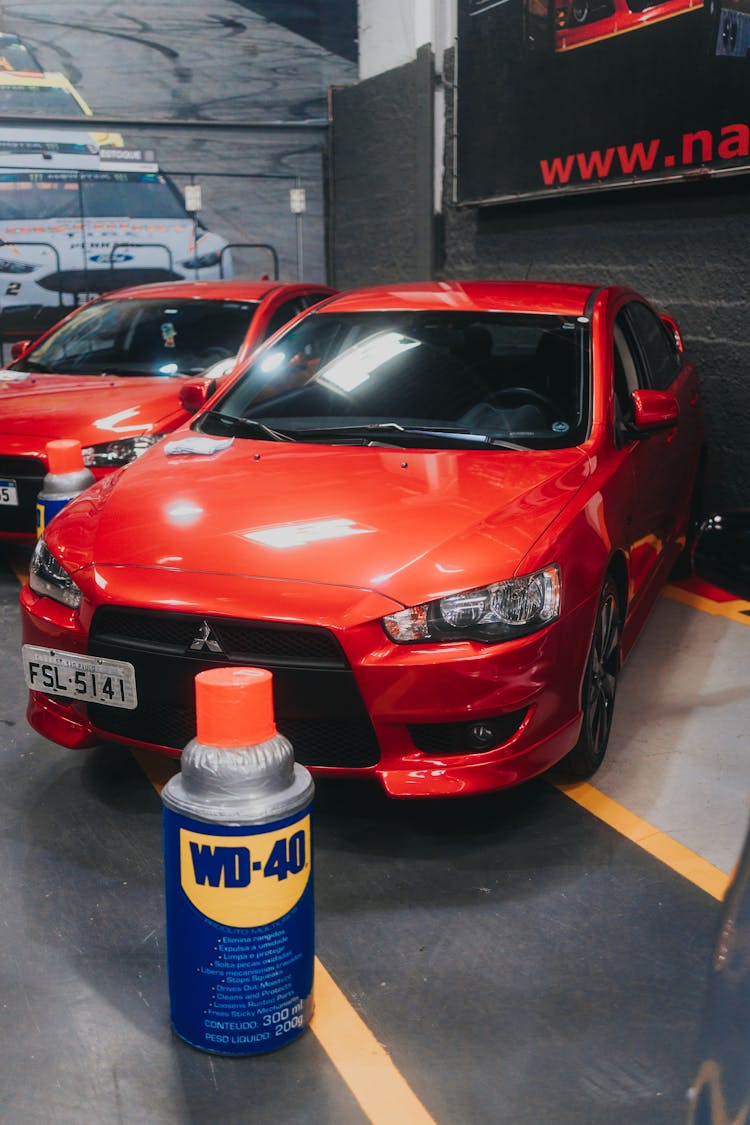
20,281 -> 705,798
0,280 -> 335,539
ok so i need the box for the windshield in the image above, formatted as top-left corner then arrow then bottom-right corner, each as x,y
14,297 -> 259,377
0,83 -> 84,116
197,310 -> 591,450
0,172 -> 189,221
0,38 -> 40,70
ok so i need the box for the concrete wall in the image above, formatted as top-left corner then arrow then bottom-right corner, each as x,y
328,45 -> 434,288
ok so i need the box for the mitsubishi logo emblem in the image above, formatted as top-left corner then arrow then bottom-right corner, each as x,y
189,621 -> 223,654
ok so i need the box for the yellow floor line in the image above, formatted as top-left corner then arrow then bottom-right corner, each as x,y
6,545 -> 30,586
556,780 -> 731,901
133,748 -> 437,1125
663,583 -> 750,626
311,960 -> 437,1125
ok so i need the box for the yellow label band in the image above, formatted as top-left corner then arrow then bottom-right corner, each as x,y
179,816 -> 312,927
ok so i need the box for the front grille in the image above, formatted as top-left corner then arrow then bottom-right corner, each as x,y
88,607 -> 380,768
0,456 -> 44,534
94,608 -> 346,665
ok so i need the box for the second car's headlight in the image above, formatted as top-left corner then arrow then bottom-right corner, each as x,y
29,537 -> 82,609
82,433 -> 167,468
382,565 -> 561,644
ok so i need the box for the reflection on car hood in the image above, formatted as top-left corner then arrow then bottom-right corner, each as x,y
0,374 -> 187,442
50,438 -> 591,606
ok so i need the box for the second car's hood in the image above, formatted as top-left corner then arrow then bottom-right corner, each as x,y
0,373 -> 187,444
51,437 -> 591,607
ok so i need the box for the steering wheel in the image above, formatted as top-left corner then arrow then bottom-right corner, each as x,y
488,386 -> 558,417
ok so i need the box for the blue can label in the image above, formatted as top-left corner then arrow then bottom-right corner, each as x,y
163,805 -> 314,1055
36,496 -> 71,537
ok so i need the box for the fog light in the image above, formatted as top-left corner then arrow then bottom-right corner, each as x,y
469,723 -> 497,749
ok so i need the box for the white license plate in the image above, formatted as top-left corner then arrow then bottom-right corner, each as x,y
22,645 -> 138,709
0,478 -> 18,506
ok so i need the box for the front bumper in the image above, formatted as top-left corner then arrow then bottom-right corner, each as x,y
20,569 -> 597,798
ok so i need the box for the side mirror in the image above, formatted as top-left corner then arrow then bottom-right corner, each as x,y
179,377 -> 217,415
692,511 -> 750,600
631,388 -> 679,434
10,339 -> 32,360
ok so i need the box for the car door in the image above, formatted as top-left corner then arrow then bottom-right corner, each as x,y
611,301 -> 689,606
623,299 -> 703,506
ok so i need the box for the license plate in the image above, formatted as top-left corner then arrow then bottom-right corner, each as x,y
0,478 -> 18,506
22,645 -> 138,709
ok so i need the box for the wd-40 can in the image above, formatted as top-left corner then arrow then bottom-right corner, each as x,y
161,666 -> 315,1055
36,439 -> 95,538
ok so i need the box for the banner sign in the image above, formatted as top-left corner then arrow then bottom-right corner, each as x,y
456,0 -> 750,204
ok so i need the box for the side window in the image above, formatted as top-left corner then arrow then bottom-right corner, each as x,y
625,301 -> 681,391
613,317 -> 645,442
299,292 -> 326,311
263,298 -> 305,341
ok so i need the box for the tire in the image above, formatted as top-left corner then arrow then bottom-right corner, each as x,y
562,575 -> 621,778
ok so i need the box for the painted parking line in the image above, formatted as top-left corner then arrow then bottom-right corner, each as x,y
5,545 -> 30,586
556,780 -> 731,901
663,582 -> 750,627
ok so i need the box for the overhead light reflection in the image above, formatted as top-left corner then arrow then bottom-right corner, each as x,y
165,500 -> 204,526
319,331 -> 420,392
245,518 -> 373,549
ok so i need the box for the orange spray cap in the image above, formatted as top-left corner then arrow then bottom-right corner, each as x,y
195,666 -> 277,748
46,439 -> 86,475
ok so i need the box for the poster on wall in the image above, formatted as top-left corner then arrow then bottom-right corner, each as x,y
456,0 -> 750,204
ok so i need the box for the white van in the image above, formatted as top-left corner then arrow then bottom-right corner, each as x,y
0,129 -> 232,344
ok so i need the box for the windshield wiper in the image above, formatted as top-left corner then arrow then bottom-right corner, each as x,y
201,410 -> 297,442
279,423 -> 528,450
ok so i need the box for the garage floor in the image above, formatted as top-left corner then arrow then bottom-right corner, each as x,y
1,543 -> 748,1125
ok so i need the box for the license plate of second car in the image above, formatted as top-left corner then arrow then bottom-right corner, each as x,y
0,479 -> 18,505
21,645 -> 138,709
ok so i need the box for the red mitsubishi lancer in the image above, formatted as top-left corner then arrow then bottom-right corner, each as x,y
20,281 -> 705,797
0,279 -> 334,538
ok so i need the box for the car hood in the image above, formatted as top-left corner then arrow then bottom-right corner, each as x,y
51,438 -> 591,608
0,373 -> 187,444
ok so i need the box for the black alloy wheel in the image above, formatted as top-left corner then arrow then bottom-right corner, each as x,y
562,575 -> 621,777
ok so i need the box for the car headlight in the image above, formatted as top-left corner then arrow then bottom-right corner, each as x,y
382,564 -> 561,644
0,257 -> 39,274
82,432 -> 167,468
181,250 -> 222,269
29,537 -> 82,609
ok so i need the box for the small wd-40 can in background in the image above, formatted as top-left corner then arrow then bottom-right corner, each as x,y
161,667 -> 315,1055
36,439 -> 95,538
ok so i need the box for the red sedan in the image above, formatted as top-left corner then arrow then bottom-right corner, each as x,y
20,282 -> 705,798
0,279 -> 334,538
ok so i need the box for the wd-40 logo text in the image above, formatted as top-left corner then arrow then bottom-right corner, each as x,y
179,817 -> 311,928
539,123 -> 749,186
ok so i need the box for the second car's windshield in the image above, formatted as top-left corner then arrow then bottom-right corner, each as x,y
14,297 -> 259,377
199,310 -> 590,450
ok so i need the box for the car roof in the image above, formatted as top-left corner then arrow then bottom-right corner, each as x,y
321,281 -> 597,317
97,280 -> 333,302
